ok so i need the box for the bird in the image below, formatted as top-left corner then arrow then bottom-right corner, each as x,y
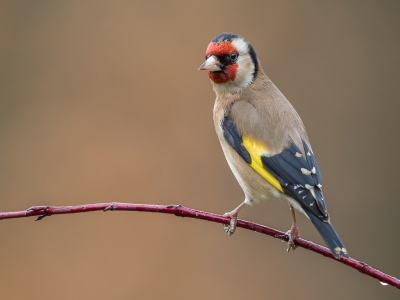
198,33 -> 348,259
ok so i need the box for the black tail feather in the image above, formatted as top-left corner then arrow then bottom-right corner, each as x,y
307,212 -> 349,259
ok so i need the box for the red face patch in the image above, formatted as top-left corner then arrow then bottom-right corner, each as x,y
205,42 -> 239,83
208,64 -> 238,83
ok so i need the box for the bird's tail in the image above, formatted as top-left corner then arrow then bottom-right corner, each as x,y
306,212 -> 349,259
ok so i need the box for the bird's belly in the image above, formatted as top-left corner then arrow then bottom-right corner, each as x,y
222,143 -> 307,216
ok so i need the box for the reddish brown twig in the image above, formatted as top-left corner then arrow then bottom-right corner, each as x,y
1,202 -> 399,289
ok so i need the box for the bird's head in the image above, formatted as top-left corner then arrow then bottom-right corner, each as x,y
199,33 -> 259,94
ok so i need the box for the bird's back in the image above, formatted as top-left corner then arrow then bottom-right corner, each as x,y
216,66 -> 310,156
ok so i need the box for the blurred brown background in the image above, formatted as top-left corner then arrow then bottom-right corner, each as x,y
1,1 -> 399,299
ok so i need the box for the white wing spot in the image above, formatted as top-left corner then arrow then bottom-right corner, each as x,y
307,152 -> 311,156
317,184 -> 322,188
302,196 -> 306,199
309,186 -> 316,198
301,168 -> 311,175
305,184 -> 313,189
298,190 -> 303,194
311,167 -> 316,174
310,202 -> 314,206
295,152 -> 302,157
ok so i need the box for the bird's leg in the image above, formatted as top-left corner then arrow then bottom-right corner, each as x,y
286,205 -> 300,252
223,201 -> 246,236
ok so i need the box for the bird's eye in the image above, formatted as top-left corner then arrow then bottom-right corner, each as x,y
230,52 -> 238,61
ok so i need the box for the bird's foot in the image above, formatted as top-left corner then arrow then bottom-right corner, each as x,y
285,224 -> 300,252
223,211 -> 238,236
222,201 -> 246,236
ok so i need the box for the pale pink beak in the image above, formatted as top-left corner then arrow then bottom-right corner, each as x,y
198,56 -> 222,71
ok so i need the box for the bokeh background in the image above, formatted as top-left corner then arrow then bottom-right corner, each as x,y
1,1 -> 400,299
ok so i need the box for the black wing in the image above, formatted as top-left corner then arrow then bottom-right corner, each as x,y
262,140 -> 328,220
222,114 -> 251,164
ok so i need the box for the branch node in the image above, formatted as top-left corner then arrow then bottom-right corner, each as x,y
26,206 -> 50,214
359,261 -> 368,267
274,233 -> 288,241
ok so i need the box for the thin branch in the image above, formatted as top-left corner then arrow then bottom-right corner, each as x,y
1,202 -> 399,289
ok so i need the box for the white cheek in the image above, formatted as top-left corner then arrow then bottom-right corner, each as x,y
233,55 -> 254,88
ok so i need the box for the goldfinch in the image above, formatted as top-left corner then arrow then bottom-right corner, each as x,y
199,33 -> 348,259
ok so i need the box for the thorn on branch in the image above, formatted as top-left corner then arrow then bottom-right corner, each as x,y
165,204 -> 181,209
34,214 -> 50,221
103,203 -> 115,212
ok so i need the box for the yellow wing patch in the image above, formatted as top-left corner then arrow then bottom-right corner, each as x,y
242,136 -> 283,192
